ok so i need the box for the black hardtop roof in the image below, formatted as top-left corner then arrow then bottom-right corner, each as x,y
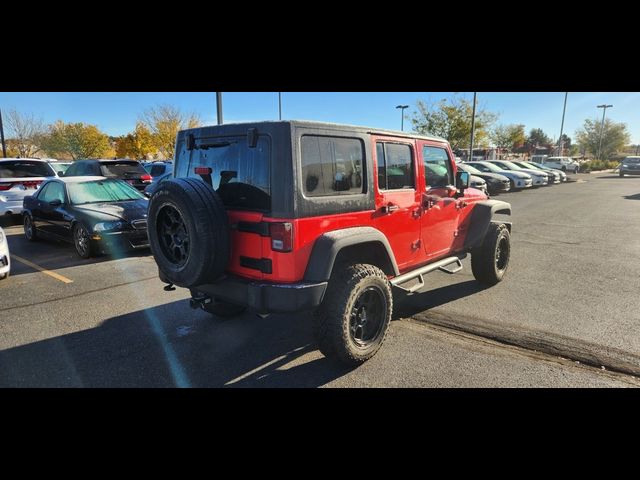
180,120 -> 448,144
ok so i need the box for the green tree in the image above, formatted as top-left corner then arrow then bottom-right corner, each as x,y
575,118 -> 630,160
526,128 -> 552,149
491,124 -> 526,151
139,105 -> 201,160
42,121 -> 111,160
115,122 -> 156,159
410,95 -> 497,150
4,109 -> 47,158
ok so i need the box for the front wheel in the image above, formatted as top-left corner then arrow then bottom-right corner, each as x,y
73,223 -> 94,259
313,264 -> 393,366
619,171 -> 625,178
24,215 -> 38,241
471,223 -> 511,286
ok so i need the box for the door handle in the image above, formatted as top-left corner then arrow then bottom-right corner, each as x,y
381,203 -> 399,214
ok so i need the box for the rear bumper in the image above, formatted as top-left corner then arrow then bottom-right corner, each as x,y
0,197 -> 24,216
193,275 -> 328,314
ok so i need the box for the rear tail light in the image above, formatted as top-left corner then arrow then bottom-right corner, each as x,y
269,222 -> 293,252
141,174 -> 152,183
0,183 -> 13,191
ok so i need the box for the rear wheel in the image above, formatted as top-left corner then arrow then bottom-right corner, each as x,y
471,223 -> 511,286
313,264 -> 392,366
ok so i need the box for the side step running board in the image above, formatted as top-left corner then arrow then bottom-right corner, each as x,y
391,256 -> 464,293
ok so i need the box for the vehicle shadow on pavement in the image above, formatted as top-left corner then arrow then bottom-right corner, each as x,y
5,229 -> 151,278
623,193 -> 640,200
0,299 -> 350,388
393,280 -> 489,319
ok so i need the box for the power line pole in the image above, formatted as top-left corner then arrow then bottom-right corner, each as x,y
596,104 -> 612,160
558,92 -> 568,156
469,92 -> 477,162
0,108 -> 6,158
216,92 -> 223,125
278,92 -> 282,120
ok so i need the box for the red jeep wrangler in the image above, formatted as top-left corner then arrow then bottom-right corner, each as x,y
148,121 -> 512,366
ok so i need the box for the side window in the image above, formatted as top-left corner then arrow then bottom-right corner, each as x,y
377,142 -> 415,190
301,135 -> 365,197
423,146 -> 453,188
40,182 -> 65,203
36,183 -> 51,199
65,163 -> 77,176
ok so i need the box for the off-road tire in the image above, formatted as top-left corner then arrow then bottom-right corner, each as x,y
202,299 -> 247,318
313,264 -> 393,366
148,178 -> 230,289
471,223 -> 511,286
24,215 -> 37,241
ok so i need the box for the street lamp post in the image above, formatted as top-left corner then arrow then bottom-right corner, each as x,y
0,108 -> 6,158
396,105 -> 409,131
596,104 -> 613,160
558,92 -> 568,156
278,92 -> 282,120
469,92 -> 477,162
216,92 -> 223,125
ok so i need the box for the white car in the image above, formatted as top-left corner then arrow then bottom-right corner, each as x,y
541,156 -> 580,174
466,161 -> 533,189
486,160 -> 549,187
0,226 -> 10,280
0,158 -> 57,217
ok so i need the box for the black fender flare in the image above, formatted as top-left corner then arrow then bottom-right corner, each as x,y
463,200 -> 512,250
304,226 -> 400,282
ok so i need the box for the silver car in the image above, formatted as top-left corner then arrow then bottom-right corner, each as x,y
520,161 -> 567,183
487,160 -> 549,187
466,161 -> 533,190
0,159 -> 57,216
0,226 -> 10,280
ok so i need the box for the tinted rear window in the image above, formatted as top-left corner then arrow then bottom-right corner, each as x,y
184,135 -> 271,211
0,161 -> 55,178
100,162 -> 147,177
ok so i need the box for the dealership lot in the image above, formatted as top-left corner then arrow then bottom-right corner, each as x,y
1,172 -> 639,387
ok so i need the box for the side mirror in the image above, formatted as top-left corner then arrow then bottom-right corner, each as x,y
456,171 -> 470,191
49,199 -> 63,207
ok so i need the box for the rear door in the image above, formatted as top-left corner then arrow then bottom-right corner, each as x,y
418,141 -> 460,260
371,137 -> 423,271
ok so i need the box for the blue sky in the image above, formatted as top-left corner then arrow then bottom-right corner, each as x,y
1,92 -> 638,144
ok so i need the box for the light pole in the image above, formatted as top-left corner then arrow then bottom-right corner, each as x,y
216,92 -> 223,125
396,105 -> 409,131
558,92 -> 568,156
0,108 -> 6,158
278,92 -> 282,120
596,104 -> 613,160
469,92 -> 477,162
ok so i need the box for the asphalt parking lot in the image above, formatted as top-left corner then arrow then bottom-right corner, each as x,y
1,171 -> 639,387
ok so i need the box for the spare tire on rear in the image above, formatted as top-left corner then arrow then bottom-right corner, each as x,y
148,177 -> 230,288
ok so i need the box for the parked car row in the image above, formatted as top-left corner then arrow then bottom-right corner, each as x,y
458,158 -> 573,194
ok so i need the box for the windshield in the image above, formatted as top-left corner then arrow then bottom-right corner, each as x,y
67,179 -> 145,204
458,163 -> 482,175
100,162 -> 147,177
471,162 -> 503,173
517,162 -> 542,170
624,158 -> 640,163
0,161 -> 55,178
183,135 -> 271,211
56,163 -> 72,174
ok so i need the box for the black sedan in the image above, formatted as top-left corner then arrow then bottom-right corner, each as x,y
456,162 -> 511,194
22,176 -> 150,258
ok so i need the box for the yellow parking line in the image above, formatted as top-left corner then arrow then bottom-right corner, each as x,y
11,255 -> 74,284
